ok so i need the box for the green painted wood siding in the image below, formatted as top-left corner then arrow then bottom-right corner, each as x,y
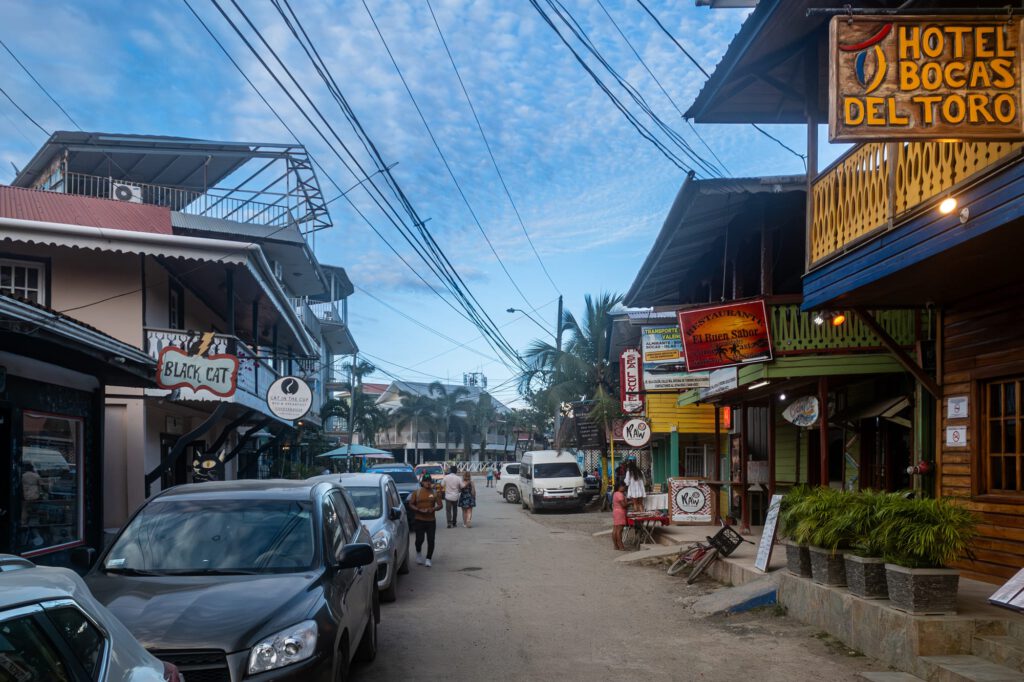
770,305 -> 916,354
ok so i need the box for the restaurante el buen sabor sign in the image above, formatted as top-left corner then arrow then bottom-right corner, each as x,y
677,300 -> 773,372
830,15 -> 1024,140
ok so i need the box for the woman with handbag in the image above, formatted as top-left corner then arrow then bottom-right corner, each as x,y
458,471 -> 477,528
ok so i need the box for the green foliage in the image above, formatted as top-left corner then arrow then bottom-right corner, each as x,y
778,485 -> 818,541
877,496 -> 977,569
820,489 -> 901,556
789,487 -> 848,547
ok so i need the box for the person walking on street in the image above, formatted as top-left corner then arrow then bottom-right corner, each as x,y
406,475 -> 442,567
485,467 -> 494,488
442,466 -> 464,528
458,471 -> 477,528
624,458 -> 646,512
612,480 -> 628,551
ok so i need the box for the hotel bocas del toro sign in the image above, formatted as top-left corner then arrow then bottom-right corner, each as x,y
677,300 -> 773,373
830,16 -> 1024,141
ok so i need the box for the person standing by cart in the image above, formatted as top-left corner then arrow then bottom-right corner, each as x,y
611,480 -> 628,551
406,474 -> 443,567
624,458 -> 646,512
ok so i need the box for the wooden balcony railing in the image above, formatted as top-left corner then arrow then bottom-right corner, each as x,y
770,304 -> 915,354
809,140 -> 1024,267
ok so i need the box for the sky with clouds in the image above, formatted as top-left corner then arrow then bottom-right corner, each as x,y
0,0 -> 841,407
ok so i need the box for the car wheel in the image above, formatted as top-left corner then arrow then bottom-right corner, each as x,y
397,546 -> 410,575
521,496 -> 528,510
334,639 -> 349,682
354,609 -> 378,663
380,559 -> 398,603
504,486 -> 520,504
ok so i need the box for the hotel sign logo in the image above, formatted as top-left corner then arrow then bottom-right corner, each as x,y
830,16 -> 1024,141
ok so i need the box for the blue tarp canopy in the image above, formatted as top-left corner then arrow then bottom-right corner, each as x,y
317,444 -> 393,459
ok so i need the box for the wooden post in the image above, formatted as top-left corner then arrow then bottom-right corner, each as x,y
740,402 -> 750,533
713,406 -> 722,525
818,376 -> 829,487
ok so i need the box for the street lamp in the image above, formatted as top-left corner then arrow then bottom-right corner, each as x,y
508,296 -> 564,448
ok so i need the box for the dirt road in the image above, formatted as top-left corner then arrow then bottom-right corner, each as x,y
353,484 -> 887,681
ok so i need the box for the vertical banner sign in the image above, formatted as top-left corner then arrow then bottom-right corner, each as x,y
572,401 -> 603,449
641,325 -> 709,390
830,16 -> 1024,141
619,348 -> 644,413
677,300 -> 773,372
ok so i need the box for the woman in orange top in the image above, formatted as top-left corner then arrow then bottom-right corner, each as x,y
612,480 -> 628,550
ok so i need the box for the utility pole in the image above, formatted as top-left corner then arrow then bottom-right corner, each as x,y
345,353 -> 357,470
553,294 -> 563,449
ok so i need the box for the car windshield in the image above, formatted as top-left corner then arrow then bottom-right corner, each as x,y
103,499 -> 315,574
419,466 -> 443,475
533,462 -> 581,479
346,487 -> 383,520
385,471 -> 417,484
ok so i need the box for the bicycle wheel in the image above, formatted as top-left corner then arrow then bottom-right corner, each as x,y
667,545 -> 702,576
687,547 -> 719,584
622,526 -> 640,551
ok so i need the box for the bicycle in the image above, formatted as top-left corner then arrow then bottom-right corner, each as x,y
666,523 -> 751,584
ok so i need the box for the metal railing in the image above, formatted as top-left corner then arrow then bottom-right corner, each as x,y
309,301 -> 345,325
64,171 -> 296,228
810,140 -> 1024,267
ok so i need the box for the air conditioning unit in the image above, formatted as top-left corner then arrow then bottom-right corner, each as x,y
110,182 -> 143,203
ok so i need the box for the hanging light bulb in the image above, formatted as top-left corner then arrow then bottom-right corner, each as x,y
939,196 -> 958,215
831,312 -> 847,326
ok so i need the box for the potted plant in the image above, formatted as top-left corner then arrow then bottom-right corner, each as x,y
795,488 -> 848,587
878,496 -> 977,615
778,486 -> 815,578
830,490 -> 893,599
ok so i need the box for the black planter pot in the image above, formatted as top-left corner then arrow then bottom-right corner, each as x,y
808,545 -> 847,586
884,564 -> 959,615
844,554 -> 887,599
784,541 -> 812,578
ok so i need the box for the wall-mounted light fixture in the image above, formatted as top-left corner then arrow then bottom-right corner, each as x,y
748,380 -> 770,390
779,393 -> 787,401
813,311 -> 847,327
939,196 -> 958,215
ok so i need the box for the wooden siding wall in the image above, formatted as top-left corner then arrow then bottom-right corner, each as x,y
646,395 -> 717,434
941,284 -> 1024,582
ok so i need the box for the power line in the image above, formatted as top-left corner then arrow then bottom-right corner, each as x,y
0,85 -> 47,135
593,0 -> 730,176
360,0 -> 542,318
0,38 -> 80,129
633,0 -> 807,166
424,0 -> 561,295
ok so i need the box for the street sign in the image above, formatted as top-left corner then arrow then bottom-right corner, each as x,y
830,16 -> 1024,141
267,376 -> 313,421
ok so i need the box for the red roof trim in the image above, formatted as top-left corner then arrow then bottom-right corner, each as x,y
0,185 -> 172,235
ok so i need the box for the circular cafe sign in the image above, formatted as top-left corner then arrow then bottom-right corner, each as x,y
674,485 -> 706,514
621,418 -> 651,447
267,376 -> 313,421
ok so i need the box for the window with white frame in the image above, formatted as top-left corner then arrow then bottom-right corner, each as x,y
0,259 -> 46,304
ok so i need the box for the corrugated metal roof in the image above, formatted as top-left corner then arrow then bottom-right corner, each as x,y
0,185 -> 172,234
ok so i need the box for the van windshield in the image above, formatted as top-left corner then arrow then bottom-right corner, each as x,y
533,463 -> 581,479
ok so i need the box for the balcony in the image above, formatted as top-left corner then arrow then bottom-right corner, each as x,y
145,328 -> 282,421
809,140 -> 1024,268
64,171 -> 295,228
769,304 -> 916,355
290,298 -> 355,355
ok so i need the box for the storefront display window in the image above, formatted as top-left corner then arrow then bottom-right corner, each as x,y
16,412 -> 83,555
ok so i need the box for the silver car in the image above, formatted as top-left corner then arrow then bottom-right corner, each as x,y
0,555 -> 174,682
337,473 -> 410,603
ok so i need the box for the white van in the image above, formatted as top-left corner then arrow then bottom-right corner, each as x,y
517,450 -> 585,513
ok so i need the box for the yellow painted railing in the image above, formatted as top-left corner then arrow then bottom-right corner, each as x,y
810,140 -> 1023,267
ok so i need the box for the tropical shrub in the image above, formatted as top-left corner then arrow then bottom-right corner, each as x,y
877,496 -> 977,569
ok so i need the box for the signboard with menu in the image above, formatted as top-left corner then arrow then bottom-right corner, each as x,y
640,325 -> 709,390
830,16 -> 1024,141
677,300 -> 773,372
572,401 -> 603,449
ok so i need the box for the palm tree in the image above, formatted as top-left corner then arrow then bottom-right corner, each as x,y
518,292 -> 623,481
468,392 -> 498,461
427,382 -> 473,460
391,392 -> 436,464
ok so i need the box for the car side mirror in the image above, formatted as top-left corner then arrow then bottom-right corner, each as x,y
70,546 -> 96,572
389,506 -> 403,521
337,543 -> 374,570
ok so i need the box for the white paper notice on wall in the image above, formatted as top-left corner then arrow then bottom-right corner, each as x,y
947,396 -> 968,420
946,426 -> 967,448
